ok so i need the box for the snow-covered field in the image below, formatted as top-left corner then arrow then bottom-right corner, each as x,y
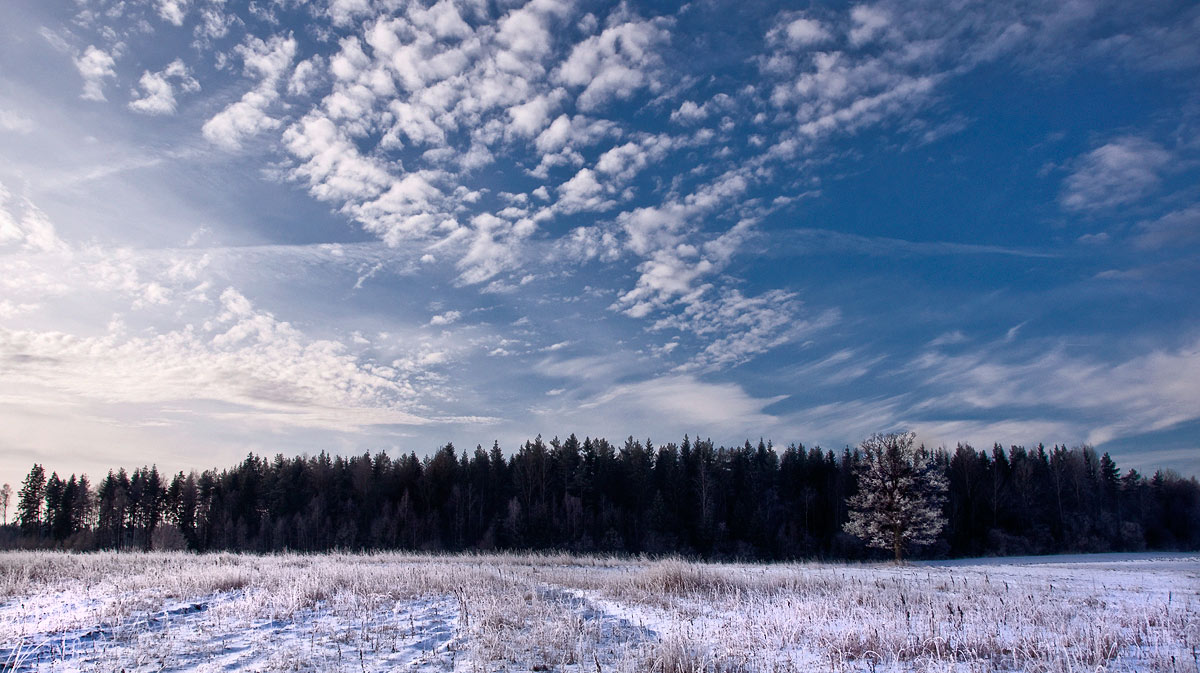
1,551 -> 1196,672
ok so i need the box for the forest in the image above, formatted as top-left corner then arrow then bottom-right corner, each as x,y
3,435 -> 1198,559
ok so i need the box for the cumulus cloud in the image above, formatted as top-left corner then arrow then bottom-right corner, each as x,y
849,5 -> 890,46
429,310 -> 461,326
202,35 -> 297,150
507,92 -> 560,137
284,113 -> 393,202
557,225 -> 621,263
554,167 -> 615,214
454,212 -> 533,285
1060,136 -> 1172,212
556,17 -> 671,110
767,15 -> 832,48
202,92 -> 282,150
75,46 -> 116,101
328,0 -> 373,27
156,0 -> 189,26
594,134 -> 673,182
128,59 -> 200,115
194,5 -> 236,43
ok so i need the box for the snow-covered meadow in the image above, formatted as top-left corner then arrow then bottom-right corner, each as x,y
1,551 -> 1196,672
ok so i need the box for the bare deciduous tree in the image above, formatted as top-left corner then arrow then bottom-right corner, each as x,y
0,483 -> 10,526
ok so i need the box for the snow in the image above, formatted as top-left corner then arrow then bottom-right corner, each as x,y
1,551 -> 1197,671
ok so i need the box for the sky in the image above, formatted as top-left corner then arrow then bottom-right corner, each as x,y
1,0 -> 1198,490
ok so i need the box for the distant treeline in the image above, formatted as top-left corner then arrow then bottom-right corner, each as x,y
3,436 -> 1199,559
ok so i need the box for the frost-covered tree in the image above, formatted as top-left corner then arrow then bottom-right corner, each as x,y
0,483 -> 10,526
845,432 -> 947,563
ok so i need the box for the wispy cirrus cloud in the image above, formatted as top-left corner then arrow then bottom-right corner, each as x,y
1060,136 -> 1172,212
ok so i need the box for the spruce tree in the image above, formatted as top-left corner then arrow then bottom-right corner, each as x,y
17,464 -> 46,537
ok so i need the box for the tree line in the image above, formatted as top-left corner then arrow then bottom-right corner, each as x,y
3,435 -> 1198,559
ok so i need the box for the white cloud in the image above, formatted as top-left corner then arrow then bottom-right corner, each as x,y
194,5 -> 235,43
557,225 -> 620,263
202,35 -> 297,150
156,0 -> 189,26
1060,136 -> 1172,212
287,57 -> 325,97
670,100 -> 705,124
202,92 -> 282,150
0,109 -> 34,134
607,171 -> 757,327
454,212 -> 532,285
1133,205 -> 1200,250
534,114 -> 608,153
556,18 -> 671,110
128,59 -> 200,115
929,330 -> 968,347
766,41 -> 943,143
554,167 -> 614,214
594,135 -> 673,183
75,46 -> 116,101
553,374 -> 786,439
329,0 -> 373,27
785,18 -> 831,46
411,0 -> 473,40
768,15 -> 832,48
285,113 -> 392,201
0,183 -> 68,254
429,310 -> 461,326
0,186 -> 442,434
849,5 -> 889,46
793,75 -> 938,139
0,292 -> 430,433
907,336 -> 1200,446
507,92 -> 559,137
666,289 -> 839,371
0,300 -> 39,319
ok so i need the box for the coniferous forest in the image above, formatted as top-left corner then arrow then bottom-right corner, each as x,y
3,435 -> 1198,559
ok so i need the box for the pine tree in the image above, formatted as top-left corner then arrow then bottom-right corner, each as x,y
845,432 -> 947,563
17,464 -> 47,537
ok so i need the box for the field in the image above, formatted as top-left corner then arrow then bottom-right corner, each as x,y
1,552 -> 1197,672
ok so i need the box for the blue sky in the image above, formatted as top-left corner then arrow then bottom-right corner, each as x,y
1,0 -> 1198,488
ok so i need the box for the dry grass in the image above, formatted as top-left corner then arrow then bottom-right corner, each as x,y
0,551 -> 1196,672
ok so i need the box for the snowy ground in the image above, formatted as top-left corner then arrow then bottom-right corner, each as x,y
0,551 -> 1196,672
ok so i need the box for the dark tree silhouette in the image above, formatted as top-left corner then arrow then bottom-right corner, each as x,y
6,435 -> 1199,558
